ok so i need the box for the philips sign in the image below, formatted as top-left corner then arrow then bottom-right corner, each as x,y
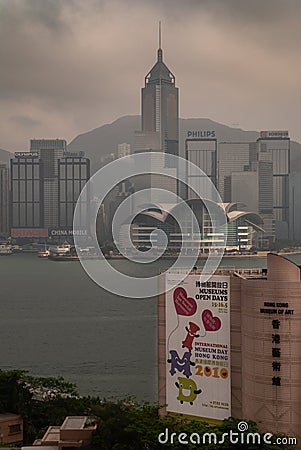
187,130 -> 216,138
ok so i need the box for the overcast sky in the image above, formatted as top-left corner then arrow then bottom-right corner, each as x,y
1,0 -> 301,150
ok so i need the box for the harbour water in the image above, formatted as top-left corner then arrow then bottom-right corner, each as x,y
1,252 -> 300,402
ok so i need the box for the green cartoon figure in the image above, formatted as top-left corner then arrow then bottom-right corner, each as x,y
175,377 -> 202,405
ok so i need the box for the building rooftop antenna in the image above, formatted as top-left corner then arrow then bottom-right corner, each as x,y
158,21 -> 163,61
159,21 -> 162,49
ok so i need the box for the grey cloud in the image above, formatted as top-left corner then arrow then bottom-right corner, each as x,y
0,0 -> 70,34
201,0 -> 301,23
131,0 -> 301,23
9,115 -> 42,127
0,0 -> 300,150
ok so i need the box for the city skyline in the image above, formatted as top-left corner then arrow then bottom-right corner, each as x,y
0,0 -> 301,151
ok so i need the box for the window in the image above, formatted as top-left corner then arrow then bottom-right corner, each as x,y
19,203 -> 26,226
34,180 -> 40,201
27,164 -> 32,179
9,424 -> 21,434
12,203 -> 19,226
33,204 -> 40,226
81,165 -> 87,179
74,164 -> 80,179
27,181 -> 33,202
19,164 -> 25,179
12,163 -> 19,179
19,181 -> 25,201
13,180 -> 19,202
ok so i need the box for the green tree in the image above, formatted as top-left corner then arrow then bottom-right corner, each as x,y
90,402 -> 294,450
0,370 -> 31,414
0,370 -> 84,444
0,371 -> 294,449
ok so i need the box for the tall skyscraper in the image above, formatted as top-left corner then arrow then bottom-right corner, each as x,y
10,143 -> 90,238
289,172 -> 301,241
133,24 -> 179,204
217,134 -> 291,245
10,153 -> 43,230
117,143 -> 131,158
30,139 -> 66,228
141,23 -> 179,158
231,160 -> 275,247
58,156 -> 90,229
218,142 -> 257,201
185,137 -> 218,204
186,138 -> 218,187
257,131 -> 290,239
0,164 -> 9,234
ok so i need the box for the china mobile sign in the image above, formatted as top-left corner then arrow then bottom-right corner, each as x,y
49,229 -> 88,236
165,273 -> 231,421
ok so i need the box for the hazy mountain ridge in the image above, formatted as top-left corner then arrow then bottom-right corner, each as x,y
1,116 -> 300,172
68,115 -> 301,172
69,115 -> 141,164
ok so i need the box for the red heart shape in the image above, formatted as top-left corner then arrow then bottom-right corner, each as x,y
173,287 -> 197,316
202,309 -> 221,331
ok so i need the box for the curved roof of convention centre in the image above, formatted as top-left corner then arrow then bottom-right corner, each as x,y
227,210 -> 264,232
127,200 -> 264,232
126,199 -> 227,226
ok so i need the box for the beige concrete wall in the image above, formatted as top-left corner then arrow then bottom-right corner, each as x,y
158,255 -> 301,446
239,276 -> 301,443
158,274 -> 167,417
267,253 -> 300,282
229,276 -> 242,419
60,428 -> 93,444
0,415 -> 23,445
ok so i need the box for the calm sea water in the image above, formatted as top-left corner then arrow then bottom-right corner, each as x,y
1,252 -> 300,402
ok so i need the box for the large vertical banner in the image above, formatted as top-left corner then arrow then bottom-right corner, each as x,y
165,273 -> 231,420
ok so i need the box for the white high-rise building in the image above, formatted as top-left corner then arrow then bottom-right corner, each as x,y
30,139 -> 66,228
0,164 -> 9,234
185,138 -> 218,203
231,160 -> 274,246
289,173 -> 301,241
218,142 -> 255,201
257,131 -> 290,239
117,143 -> 131,158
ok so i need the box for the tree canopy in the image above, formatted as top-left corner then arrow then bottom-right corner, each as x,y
0,370 -> 294,449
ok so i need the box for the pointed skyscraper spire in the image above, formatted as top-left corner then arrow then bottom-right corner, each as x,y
159,21 -> 162,48
144,21 -> 174,85
141,24 -> 178,157
158,21 -> 162,61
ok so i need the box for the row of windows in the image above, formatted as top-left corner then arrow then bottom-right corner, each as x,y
273,176 -> 289,208
11,161 -> 88,181
12,180 -> 40,202
12,163 -> 40,180
9,423 -> 21,434
12,203 -> 41,227
59,202 -> 89,227
59,180 -> 87,201
187,150 -> 216,178
59,163 -> 88,180
11,181 -> 89,202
